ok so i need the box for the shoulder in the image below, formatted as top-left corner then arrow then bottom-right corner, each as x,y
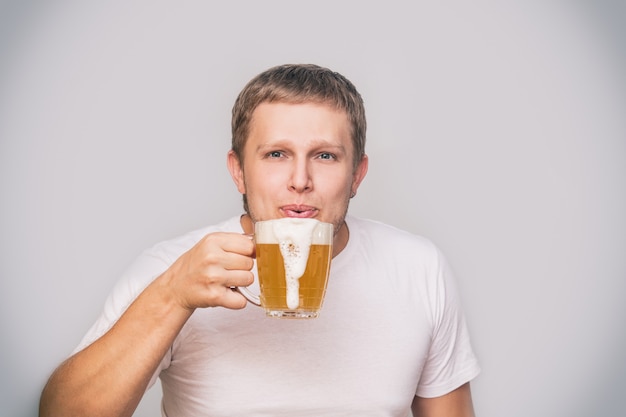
73,216 -> 244,354
114,216 -> 243,295
142,216 -> 243,264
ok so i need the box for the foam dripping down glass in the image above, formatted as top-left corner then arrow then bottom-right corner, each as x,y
237,218 -> 333,319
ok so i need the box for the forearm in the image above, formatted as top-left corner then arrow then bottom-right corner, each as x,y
39,275 -> 193,417
40,231 -> 254,417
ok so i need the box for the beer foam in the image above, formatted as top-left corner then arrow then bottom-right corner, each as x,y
272,218 -> 320,309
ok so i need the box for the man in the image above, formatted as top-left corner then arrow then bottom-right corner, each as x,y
40,64 -> 480,416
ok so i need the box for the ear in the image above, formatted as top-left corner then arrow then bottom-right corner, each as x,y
350,154 -> 369,196
227,150 -> 246,194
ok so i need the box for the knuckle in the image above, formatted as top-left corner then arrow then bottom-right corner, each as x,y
204,267 -> 224,286
204,251 -> 221,265
204,286 -> 225,304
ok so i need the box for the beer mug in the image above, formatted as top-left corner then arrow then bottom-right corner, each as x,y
237,218 -> 333,319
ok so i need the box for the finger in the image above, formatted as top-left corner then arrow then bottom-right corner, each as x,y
219,287 -> 248,310
218,233 -> 255,256
219,251 -> 254,272
223,270 -> 254,288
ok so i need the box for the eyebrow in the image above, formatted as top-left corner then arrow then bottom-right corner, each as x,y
256,139 -> 347,153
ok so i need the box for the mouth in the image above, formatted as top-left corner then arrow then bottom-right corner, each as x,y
280,205 -> 318,218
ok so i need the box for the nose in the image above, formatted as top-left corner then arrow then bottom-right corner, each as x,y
288,157 -> 312,193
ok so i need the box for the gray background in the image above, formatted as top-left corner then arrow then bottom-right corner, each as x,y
1,1 -> 625,416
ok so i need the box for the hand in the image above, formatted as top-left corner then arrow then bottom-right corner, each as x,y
162,232 -> 255,311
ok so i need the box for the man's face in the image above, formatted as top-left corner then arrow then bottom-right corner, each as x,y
228,102 -> 368,239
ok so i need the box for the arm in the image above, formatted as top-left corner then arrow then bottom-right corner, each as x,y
39,232 -> 255,417
411,382 -> 476,417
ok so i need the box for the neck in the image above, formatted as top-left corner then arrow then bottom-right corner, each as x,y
240,213 -> 254,235
331,220 -> 349,258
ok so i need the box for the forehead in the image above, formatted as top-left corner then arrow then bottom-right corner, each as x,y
246,102 -> 351,146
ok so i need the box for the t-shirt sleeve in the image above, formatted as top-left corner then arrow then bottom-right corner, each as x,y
72,248 -> 174,389
415,246 -> 481,398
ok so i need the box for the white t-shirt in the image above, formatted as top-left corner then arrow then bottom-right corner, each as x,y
76,215 -> 480,417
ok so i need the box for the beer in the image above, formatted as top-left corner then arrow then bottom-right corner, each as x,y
257,243 -> 332,315
254,218 -> 334,318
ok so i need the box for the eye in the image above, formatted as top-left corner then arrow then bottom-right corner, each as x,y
317,152 -> 336,160
267,151 -> 284,158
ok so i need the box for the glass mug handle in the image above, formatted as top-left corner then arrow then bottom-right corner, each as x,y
234,286 -> 261,306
